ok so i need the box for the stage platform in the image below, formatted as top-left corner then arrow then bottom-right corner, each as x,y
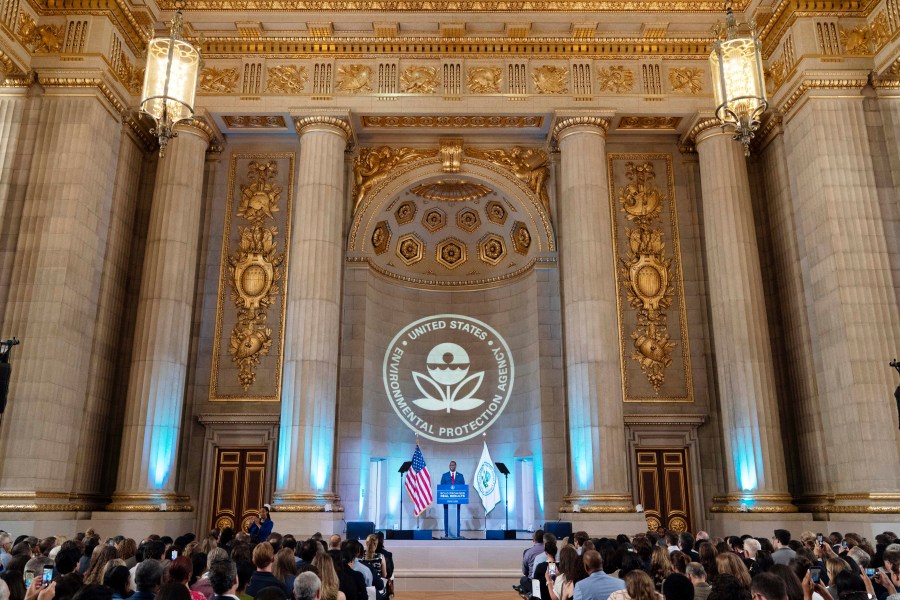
386,538 -> 527,593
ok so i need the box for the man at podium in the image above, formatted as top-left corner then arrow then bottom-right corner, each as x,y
440,461 -> 465,537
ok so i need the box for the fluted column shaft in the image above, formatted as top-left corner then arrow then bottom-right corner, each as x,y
783,97 -> 900,497
694,126 -> 790,503
275,118 -> 349,506
0,95 -> 120,494
555,118 -> 631,508
0,92 -> 28,335
757,126 -> 828,499
112,121 -> 211,504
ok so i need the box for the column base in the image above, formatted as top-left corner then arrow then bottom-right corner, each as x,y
709,493 -> 798,514
796,493 -> 900,515
272,491 -> 342,513
0,491 -> 105,512
560,493 -> 635,512
0,510 -> 196,539
107,492 -> 193,512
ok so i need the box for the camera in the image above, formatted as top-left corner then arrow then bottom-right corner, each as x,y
810,567 -> 821,583
41,565 -> 54,588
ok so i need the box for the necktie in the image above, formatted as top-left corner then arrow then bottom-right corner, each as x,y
452,473 -> 455,484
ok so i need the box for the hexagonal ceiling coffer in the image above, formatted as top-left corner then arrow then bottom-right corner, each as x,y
372,220 -> 391,255
395,200 -> 417,225
436,237 -> 467,270
511,221 -> 531,255
422,207 -> 447,233
478,233 -> 507,266
456,207 -> 481,232
485,200 -> 508,225
396,232 -> 425,265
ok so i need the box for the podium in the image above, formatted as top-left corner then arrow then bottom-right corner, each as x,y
437,484 -> 468,538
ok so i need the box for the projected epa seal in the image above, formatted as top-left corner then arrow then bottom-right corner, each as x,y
383,314 -> 514,443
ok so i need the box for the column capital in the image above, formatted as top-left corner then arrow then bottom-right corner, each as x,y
552,115 -> 610,142
682,112 -> 722,146
174,116 -> 217,145
293,115 -> 353,143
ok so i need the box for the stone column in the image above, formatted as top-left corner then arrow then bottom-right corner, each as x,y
554,116 -> 633,512
274,116 -> 350,509
0,94 -> 120,500
782,95 -> 900,507
110,119 -> 212,508
691,120 -> 791,509
0,91 -> 29,335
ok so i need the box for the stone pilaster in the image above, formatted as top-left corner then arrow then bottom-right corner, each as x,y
110,119 -> 212,509
0,94 -> 120,503
553,116 -> 634,513
0,91 -> 29,336
756,119 -> 829,503
783,95 -> 900,509
691,119 -> 792,510
274,116 -> 351,510
72,125 -> 147,499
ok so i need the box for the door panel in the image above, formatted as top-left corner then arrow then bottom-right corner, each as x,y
634,447 -> 693,533
211,447 -> 268,532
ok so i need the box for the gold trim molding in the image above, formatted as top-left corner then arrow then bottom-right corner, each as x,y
106,493 -> 193,512
164,0 -> 748,11
553,116 -> 610,140
361,115 -> 544,129
778,77 -> 870,117
293,115 -> 353,140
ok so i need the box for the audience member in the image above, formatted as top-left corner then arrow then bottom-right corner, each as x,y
773,531 -> 797,566
687,563 -> 711,600
206,556 -> 237,600
310,554 -> 344,600
660,572 -> 694,600
103,565 -> 132,600
293,573 -> 320,600
750,572 -> 787,600
245,544 -> 290,599
133,560 -> 164,600
573,550 -> 624,600
608,571 -> 661,600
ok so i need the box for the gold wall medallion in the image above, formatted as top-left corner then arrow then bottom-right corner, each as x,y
336,64 -> 373,93
17,12 -> 63,53
266,65 -> 308,93
532,65 -> 569,94
467,66 -> 502,93
839,25 -> 871,54
609,154 -> 693,402
511,221 -> 531,254
400,65 -> 439,93
597,65 -> 635,93
200,67 -> 240,93
353,147 -> 439,215
436,237 -> 467,269
211,154 -> 294,401
870,11 -> 890,50
465,147 -> 551,214
668,67 -> 703,94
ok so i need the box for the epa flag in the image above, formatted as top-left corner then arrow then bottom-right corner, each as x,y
404,445 -> 434,517
474,441 -> 501,514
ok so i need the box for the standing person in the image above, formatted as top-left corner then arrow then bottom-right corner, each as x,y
439,461 -> 465,538
573,550 -> 625,600
773,531 -> 797,566
249,506 -> 274,545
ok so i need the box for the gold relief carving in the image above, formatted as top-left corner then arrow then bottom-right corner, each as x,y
440,138 -> 463,173
618,116 -> 682,130
840,25 -> 871,54
409,180 -> 492,202
778,77 -> 869,116
161,0 -> 747,10
669,67 -> 703,94
361,115 -> 543,128
467,66 -> 502,93
767,55 -> 786,91
436,237 -> 467,269
396,233 -> 425,265
114,54 -> 144,95
870,12 -> 890,50
400,66 -> 439,93
456,207 -> 481,232
464,147 -> 550,214
668,516 -> 687,532
532,65 -> 569,94
266,65 -> 308,93
223,115 -> 287,128
17,12 -> 63,53
478,233 -> 506,266
336,64 -> 373,93
199,67 -> 239,93
352,147 -> 438,215
395,200 -> 417,225
216,516 -> 235,529
597,65 -> 634,93
511,221 -> 531,254
645,516 -> 661,531
372,220 -> 391,255
617,162 -> 676,391
422,207 -> 447,232
228,161 -> 285,390
485,200 -> 508,225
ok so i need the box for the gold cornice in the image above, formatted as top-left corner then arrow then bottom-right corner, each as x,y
758,0 -> 880,58
552,116 -> 610,140
293,115 -> 352,141
0,503 -> 102,512
778,77 -> 869,116
197,37 -> 714,59
107,492 -> 193,512
684,116 -> 720,143
710,505 -> 799,513
163,0 -> 749,11
36,74 -> 128,114
361,115 -> 544,129
28,0 -> 150,55
176,117 -> 217,144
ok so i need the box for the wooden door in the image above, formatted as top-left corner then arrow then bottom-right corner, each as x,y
635,448 -> 693,533
210,448 -> 268,533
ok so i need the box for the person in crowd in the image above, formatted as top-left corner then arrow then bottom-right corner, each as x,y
206,556 -> 238,600
516,530 -> 547,595
156,583 -> 190,600
117,542 -> 138,570
293,572 -> 320,600
649,546 -> 674,591
715,552 -> 751,590
84,546 -> 118,585
1,570 -> 26,600
234,561 -> 254,600
608,571 -> 662,600
660,572 -> 693,600
360,535 -> 386,581
666,534 -> 681,554
0,578 -> 9,600
773,531 -> 797,566
573,550 -> 625,600
547,546 -> 584,600
104,565 -> 133,600
133,543 -> 166,582
339,542 -> 369,589
165,557 -> 204,600
670,551 -> 689,575
57,548 -> 83,577
679,533 -> 700,563
327,537 -> 340,552
310,554 -> 345,600
331,548 -> 364,600
270,549 -> 297,593
687,562 -> 711,600
697,543 -> 717,583
80,539 -> 99,575
751,572 -> 788,600
133,560 -> 164,600
248,506 -> 274,545
533,537 -> 559,600
573,533 -> 590,557
245,544 -> 290,599
192,549 -> 229,600
708,573 -> 750,600
828,534 -> 844,554
0,532 -> 12,573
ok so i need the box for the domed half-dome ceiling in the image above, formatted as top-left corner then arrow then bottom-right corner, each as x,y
348,151 -> 555,288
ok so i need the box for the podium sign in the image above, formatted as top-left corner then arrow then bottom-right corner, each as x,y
436,484 -> 468,538
437,485 -> 469,505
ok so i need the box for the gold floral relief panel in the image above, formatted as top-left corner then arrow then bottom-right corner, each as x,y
608,154 -> 693,403
210,153 -> 295,401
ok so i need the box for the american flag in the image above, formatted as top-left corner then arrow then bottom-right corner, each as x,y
404,445 -> 433,516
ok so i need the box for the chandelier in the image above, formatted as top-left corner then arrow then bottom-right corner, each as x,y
140,0 -> 200,157
709,0 -> 768,156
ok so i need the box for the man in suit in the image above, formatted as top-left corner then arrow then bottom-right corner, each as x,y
208,558 -> 239,600
440,461 -> 465,538
573,550 -> 625,600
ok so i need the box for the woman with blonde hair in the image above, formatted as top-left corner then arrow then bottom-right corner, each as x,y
311,553 -> 346,600
714,552 -> 751,589
117,539 -> 138,568
649,546 -> 674,591
271,548 -> 298,591
360,534 -> 386,579
608,571 -> 663,600
84,545 -> 119,585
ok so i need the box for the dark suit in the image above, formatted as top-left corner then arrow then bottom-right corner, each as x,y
440,470 -> 465,537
